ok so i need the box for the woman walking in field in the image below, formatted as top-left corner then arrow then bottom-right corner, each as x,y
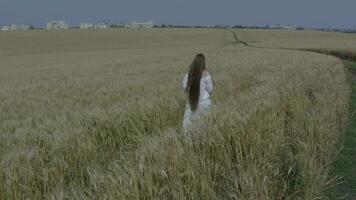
182,53 -> 214,131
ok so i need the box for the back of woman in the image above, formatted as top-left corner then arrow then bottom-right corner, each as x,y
182,54 -> 214,131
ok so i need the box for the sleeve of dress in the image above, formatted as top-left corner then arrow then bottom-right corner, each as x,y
182,74 -> 188,90
206,74 -> 213,94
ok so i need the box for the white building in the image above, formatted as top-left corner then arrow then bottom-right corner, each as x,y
1,25 -> 10,31
281,25 -> 297,30
80,23 -> 94,29
10,24 -> 31,31
196,24 -> 214,28
1,24 -> 31,31
47,21 -> 69,30
126,20 -> 154,28
94,23 -> 110,29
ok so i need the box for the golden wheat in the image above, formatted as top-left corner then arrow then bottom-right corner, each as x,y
0,28 -> 350,199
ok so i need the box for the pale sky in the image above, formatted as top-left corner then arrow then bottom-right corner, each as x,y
0,0 -> 355,29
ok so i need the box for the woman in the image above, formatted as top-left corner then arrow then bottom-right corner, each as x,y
182,53 -> 213,131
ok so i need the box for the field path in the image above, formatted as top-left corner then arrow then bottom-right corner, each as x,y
327,61 -> 356,200
226,29 -> 356,199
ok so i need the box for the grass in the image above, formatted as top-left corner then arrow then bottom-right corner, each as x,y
326,60 -> 356,200
230,28 -> 356,199
302,49 -> 356,63
225,28 -> 356,199
0,29 -> 351,199
232,28 -> 356,51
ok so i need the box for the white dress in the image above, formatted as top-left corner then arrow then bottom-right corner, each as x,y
182,71 -> 214,131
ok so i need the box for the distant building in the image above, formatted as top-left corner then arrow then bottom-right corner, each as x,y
126,20 -> 153,28
1,25 -> 11,31
282,25 -> 297,30
1,24 -> 32,31
47,21 -> 69,30
94,23 -> 110,29
269,24 -> 297,30
10,24 -> 32,31
80,23 -> 94,29
194,24 -> 214,28
270,24 -> 282,29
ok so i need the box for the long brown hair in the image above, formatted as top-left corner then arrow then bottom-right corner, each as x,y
186,54 -> 206,111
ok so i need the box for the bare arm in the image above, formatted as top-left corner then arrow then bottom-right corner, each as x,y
182,74 -> 188,91
205,73 -> 213,94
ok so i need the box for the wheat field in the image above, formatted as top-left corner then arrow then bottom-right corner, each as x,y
233,28 -> 356,50
0,28 -> 352,199
232,29 -> 356,62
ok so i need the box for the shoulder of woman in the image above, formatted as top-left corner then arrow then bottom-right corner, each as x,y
204,71 -> 211,78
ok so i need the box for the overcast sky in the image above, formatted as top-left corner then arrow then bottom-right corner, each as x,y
0,0 -> 355,29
